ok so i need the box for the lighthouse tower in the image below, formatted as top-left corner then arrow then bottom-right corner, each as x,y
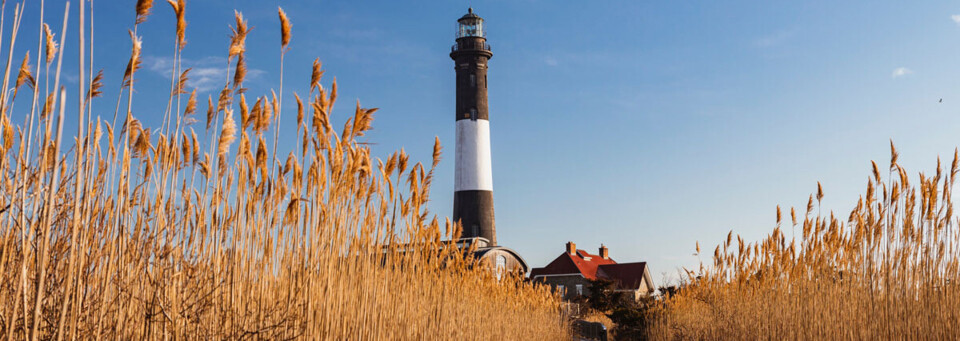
447,8 -> 526,277
451,8 -> 497,245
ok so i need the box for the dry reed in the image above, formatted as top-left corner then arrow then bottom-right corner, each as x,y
651,143 -> 960,339
0,2 -> 566,340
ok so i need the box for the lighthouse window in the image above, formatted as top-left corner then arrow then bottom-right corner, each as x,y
484,75 -> 487,89
469,108 -> 477,120
469,74 -> 476,87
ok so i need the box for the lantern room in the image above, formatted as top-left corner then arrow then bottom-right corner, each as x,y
457,8 -> 485,39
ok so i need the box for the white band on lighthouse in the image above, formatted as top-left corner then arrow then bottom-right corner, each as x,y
455,119 -> 493,191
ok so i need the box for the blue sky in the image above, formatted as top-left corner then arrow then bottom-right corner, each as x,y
17,1 -> 960,283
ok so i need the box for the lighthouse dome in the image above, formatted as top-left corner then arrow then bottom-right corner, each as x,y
459,7 -> 481,20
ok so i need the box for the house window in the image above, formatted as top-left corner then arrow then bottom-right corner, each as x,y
557,285 -> 565,296
576,284 -> 583,296
495,255 -> 506,281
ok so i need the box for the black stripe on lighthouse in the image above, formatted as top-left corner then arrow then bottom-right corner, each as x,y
453,190 -> 495,244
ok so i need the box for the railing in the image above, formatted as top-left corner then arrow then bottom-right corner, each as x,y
451,41 -> 491,53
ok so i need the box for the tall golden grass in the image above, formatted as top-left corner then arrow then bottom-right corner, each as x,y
651,142 -> 960,339
0,1 -> 566,339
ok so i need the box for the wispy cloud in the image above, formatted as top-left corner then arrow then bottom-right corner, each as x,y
754,29 -> 797,48
62,73 -> 79,84
952,14 -> 960,25
891,67 -> 913,78
143,55 -> 265,92
544,57 -> 558,67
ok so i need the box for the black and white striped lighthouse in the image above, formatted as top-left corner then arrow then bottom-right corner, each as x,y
451,8 -> 496,245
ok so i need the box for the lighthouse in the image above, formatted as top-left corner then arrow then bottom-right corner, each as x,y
447,8 -> 527,278
451,8 -> 497,245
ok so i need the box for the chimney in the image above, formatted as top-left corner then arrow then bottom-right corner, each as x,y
599,244 -> 609,260
566,241 -> 576,255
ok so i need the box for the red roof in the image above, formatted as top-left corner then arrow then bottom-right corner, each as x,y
530,250 -> 651,291
529,249 -> 616,280
597,262 -> 649,290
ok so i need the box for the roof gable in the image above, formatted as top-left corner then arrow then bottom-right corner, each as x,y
529,252 -> 580,278
597,262 -> 651,290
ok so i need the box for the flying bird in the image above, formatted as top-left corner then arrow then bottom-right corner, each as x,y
940,98 -> 943,103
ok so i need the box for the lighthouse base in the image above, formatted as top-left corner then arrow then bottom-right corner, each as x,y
453,190 -> 496,244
